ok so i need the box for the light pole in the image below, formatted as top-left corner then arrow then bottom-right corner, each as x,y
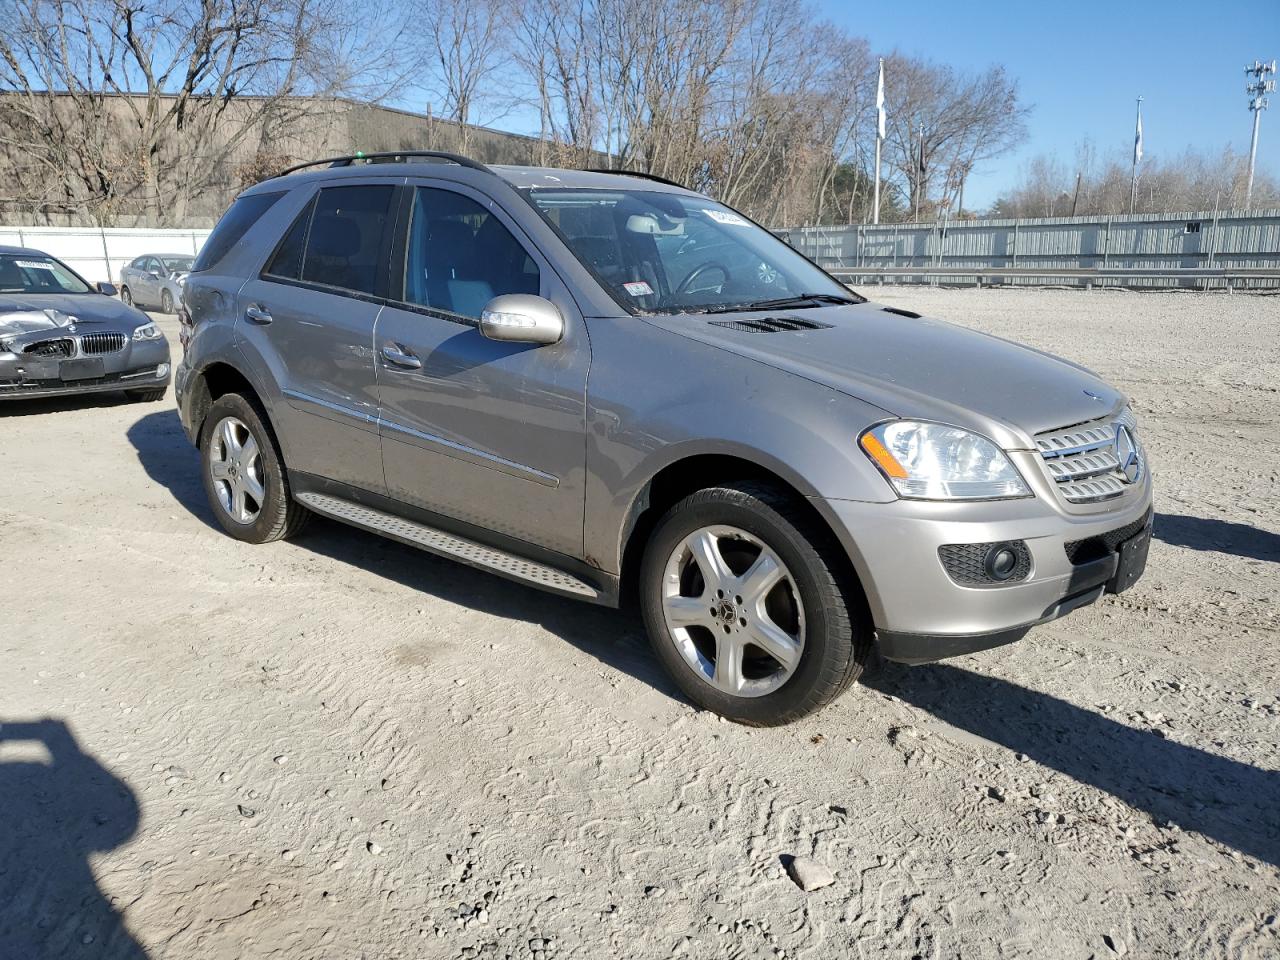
1244,59 -> 1276,211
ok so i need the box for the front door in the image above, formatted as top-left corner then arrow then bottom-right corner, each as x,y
234,179 -> 399,495
373,181 -> 590,559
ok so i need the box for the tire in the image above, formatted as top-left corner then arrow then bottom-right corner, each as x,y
160,289 -> 174,314
126,388 -> 166,402
199,392 -> 309,543
120,286 -> 133,306
640,482 -> 870,726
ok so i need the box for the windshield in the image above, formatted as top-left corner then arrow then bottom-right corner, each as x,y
0,254 -> 92,294
161,256 -> 193,273
522,188 -> 858,314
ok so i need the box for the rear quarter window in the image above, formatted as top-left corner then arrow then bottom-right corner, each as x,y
192,191 -> 285,273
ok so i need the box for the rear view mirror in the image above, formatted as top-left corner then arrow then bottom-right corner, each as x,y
96,281 -> 117,296
479,294 -> 564,346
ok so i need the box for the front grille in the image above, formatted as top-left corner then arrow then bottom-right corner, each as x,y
1035,410 -> 1142,504
79,332 -> 127,354
1064,509 -> 1152,565
23,338 -> 74,358
938,540 -> 1032,586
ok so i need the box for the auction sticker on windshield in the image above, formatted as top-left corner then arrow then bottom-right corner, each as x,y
703,209 -> 749,226
14,261 -> 54,269
623,280 -> 654,296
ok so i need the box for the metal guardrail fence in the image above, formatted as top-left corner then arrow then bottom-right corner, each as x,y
780,209 -> 1280,290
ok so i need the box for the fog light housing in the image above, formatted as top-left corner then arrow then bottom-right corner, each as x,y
938,540 -> 1031,586
156,363 -> 170,378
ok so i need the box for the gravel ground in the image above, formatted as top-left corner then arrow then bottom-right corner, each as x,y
1,288 -> 1277,959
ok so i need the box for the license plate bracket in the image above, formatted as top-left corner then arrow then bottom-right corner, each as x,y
60,358 -> 104,381
1107,523 -> 1151,594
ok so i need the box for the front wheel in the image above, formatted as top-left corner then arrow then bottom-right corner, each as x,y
199,393 -> 308,543
640,482 -> 870,726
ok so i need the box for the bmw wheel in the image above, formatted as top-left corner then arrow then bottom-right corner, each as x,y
640,482 -> 870,726
199,393 -> 308,543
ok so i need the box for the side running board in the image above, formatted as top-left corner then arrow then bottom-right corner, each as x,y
295,492 -> 601,600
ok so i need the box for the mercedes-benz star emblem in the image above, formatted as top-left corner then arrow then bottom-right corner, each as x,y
1114,425 -> 1141,484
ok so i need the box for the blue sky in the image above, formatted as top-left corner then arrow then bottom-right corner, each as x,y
819,0 -> 1280,207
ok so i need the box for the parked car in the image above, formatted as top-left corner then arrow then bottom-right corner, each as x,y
175,152 -> 1152,725
119,253 -> 194,314
0,246 -> 171,402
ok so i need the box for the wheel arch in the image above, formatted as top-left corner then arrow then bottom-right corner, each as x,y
186,361 -> 263,442
617,451 -> 872,621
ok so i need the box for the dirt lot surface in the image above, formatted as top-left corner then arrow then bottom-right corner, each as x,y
1,288 -> 1278,959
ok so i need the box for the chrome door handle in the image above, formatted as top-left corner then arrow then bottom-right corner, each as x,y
245,305 -> 273,324
381,344 -> 422,369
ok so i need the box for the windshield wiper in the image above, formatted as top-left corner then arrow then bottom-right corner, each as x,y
704,292 -> 863,314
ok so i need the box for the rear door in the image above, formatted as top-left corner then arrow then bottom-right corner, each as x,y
234,179 -> 400,495
372,180 -> 590,559
137,257 -> 164,306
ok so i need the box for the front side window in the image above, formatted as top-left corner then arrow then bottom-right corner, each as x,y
402,186 -> 539,318
522,188 -> 854,315
0,254 -> 91,294
193,191 -> 284,273
300,185 -> 395,297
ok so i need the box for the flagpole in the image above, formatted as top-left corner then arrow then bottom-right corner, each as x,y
873,58 -> 885,225
1129,96 -> 1143,215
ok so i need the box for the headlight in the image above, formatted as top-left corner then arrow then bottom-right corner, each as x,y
859,421 -> 1030,500
132,322 -> 163,341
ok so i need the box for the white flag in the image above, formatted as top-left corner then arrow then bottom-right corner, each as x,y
1133,100 -> 1143,165
876,58 -> 886,140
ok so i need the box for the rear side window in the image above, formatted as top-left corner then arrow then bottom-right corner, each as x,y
403,186 -> 539,318
192,191 -> 284,272
264,197 -> 316,281
300,185 -> 396,297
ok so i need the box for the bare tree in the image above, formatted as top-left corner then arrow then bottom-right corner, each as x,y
0,0 -> 389,225
410,0 -> 511,150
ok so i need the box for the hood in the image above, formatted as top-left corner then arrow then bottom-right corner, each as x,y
646,301 -> 1125,449
0,293 -> 150,339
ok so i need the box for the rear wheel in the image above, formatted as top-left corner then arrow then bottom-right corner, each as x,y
199,393 -> 308,543
640,482 -> 870,726
120,286 -> 133,306
160,289 -> 174,314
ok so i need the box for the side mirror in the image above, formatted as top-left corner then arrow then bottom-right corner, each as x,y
479,294 -> 564,346
97,281 -> 117,296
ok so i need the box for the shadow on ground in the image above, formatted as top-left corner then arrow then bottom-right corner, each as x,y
0,392 -> 135,417
127,410 -> 1280,866
0,719 -> 146,958
1155,512 -> 1280,563
125,410 -> 678,701
867,663 -> 1280,867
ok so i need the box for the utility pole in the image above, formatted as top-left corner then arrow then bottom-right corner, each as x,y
873,58 -> 885,225
1071,170 -> 1082,217
1244,59 -> 1276,211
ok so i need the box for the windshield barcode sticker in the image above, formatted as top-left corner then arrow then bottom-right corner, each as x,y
703,209 -> 749,227
14,260 -> 54,269
623,280 -> 653,296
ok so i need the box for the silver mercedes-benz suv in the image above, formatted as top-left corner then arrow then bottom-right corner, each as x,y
175,152 -> 1152,725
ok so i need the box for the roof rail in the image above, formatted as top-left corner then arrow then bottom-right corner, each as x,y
583,167 -> 689,190
271,151 -> 490,179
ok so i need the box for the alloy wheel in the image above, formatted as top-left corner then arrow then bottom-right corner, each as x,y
208,416 -> 266,524
661,524 -> 805,697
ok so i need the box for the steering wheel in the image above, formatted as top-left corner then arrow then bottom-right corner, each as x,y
677,261 -> 730,295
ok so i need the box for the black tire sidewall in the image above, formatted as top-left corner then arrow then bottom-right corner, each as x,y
640,487 -> 858,725
121,286 -> 132,306
161,290 -> 173,313
199,394 -> 291,543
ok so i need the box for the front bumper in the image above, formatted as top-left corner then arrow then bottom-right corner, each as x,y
0,339 -> 170,400
820,469 -> 1154,664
